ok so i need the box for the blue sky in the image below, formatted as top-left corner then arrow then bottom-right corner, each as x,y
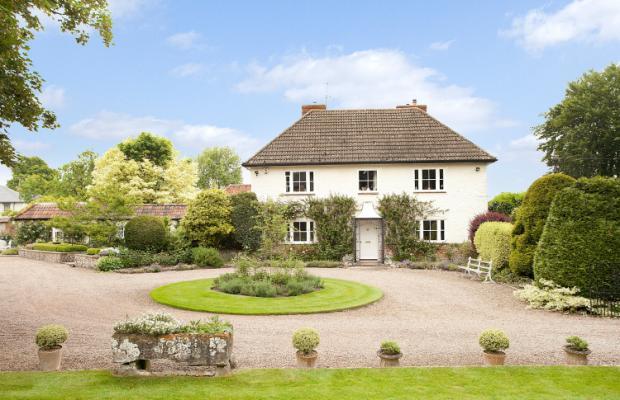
3,0 -> 620,196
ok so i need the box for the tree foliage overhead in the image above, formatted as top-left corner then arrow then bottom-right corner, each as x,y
535,64 -> 620,178
0,0 -> 112,167
118,132 -> 174,167
196,147 -> 242,189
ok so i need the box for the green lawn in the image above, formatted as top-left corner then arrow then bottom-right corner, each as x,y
2,367 -> 619,399
150,277 -> 383,315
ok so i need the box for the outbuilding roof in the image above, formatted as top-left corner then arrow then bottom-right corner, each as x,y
13,202 -> 188,221
243,106 -> 496,167
0,185 -> 23,203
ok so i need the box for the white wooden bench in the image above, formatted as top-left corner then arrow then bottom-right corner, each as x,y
458,257 -> 494,282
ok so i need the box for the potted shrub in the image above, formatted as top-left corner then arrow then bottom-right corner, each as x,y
564,336 -> 591,365
479,329 -> 509,366
292,328 -> 319,368
35,324 -> 69,371
377,340 -> 402,367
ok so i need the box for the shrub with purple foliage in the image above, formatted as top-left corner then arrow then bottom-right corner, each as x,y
468,211 -> 511,243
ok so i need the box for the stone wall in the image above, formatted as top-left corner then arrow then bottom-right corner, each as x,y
19,249 -> 77,264
73,254 -> 99,269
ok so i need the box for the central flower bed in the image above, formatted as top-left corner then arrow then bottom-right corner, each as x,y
212,258 -> 323,298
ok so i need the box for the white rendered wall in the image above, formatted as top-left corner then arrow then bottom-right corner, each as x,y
247,162 -> 489,243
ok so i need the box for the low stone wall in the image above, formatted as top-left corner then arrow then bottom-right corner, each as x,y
73,254 -> 99,269
19,249 -> 78,264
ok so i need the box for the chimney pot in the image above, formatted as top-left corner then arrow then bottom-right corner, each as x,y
301,104 -> 326,115
396,100 -> 427,112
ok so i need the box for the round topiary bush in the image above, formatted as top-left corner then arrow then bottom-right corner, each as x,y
468,211 -> 511,243
533,177 -> 620,299
479,329 -> 509,353
124,216 -> 167,251
509,173 -> 575,277
36,324 -> 69,350
292,328 -> 320,355
473,222 -> 513,273
380,341 -> 401,355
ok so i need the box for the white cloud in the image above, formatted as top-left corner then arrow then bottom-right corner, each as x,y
508,134 -> 539,151
429,40 -> 455,51
107,0 -> 153,18
237,49 -> 513,133
14,140 -> 50,152
494,133 -> 544,164
0,166 -> 11,186
69,111 -> 257,157
166,31 -> 204,50
40,85 -> 65,109
170,63 -> 205,77
503,0 -> 620,51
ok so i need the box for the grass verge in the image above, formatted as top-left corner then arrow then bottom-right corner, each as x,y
150,277 -> 383,315
1,367 -> 619,400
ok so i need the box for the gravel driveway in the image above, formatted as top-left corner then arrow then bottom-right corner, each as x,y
1,257 -> 619,371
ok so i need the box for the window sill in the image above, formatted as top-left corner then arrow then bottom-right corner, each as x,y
285,242 -> 316,245
280,192 -> 316,196
413,191 -> 447,194
358,191 -> 379,195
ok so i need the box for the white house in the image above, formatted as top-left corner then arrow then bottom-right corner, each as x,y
0,185 -> 25,212
243,102 -> 496,263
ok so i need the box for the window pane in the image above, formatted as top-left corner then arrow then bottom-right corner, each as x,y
414,170 -> 419,190
309,221 -> 315,242
439,169 -> 444,190
309,172 -> 314,192
285,172 -> 290,192
440,220 -> 445,241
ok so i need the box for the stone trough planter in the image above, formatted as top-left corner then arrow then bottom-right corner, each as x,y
111,332 -> 234,377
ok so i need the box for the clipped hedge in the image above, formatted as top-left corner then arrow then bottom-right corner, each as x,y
509,173 -> 575,277
32,243 -> 88,252
124,216 -> 167,251
468,211 -> 511,243
473,222 -> 513,273
534,177 -> 620,299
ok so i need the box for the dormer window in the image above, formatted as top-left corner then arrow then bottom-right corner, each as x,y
285,171 -> 314,193
358,170 -> 377,192
414,168 -> 444,191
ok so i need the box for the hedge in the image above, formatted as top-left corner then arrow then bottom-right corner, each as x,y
124,216 -> 167,251
534,177 -> 620,299
473,222 -> 513,273
509,173 -> 575,277
32,243 -> 88,252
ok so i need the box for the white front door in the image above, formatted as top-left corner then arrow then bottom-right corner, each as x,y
359,219 -> 379,260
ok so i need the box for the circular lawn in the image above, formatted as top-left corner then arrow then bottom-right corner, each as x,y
150,277 -> 383,315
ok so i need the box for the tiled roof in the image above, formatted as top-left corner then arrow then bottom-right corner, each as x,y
243,107 -> 496,167
224,184 -> 252,195
14,202 -> 187,221
0,185 -> 23,203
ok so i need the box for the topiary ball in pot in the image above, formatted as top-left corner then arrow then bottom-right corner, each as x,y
564,336 -> 591,365
36,324 -> 69,371
292,328 -> 319,368
479,329 -> 509,366
124,216 -> 167,252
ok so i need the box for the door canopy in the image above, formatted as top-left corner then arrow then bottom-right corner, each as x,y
356,201 -> 381,219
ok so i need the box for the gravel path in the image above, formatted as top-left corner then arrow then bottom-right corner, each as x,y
1,257 -> 619,371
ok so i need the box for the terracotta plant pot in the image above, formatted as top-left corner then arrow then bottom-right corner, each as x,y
377,350 -> 402,367
38,346 -> 63,371
296,351 -> 318,368
564,346 -> 591,366
482,351 -> 506,366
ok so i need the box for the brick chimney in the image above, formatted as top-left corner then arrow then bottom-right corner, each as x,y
302,104 -> 327,115
396,99 -> 427,112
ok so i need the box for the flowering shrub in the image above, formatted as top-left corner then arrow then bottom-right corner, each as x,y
479,329 -> 509,353
114,312 -> 232,335
380,341 -> 401,355
514,279 -> 590,313
36,325 -> 69,350
292,328 -> 320,355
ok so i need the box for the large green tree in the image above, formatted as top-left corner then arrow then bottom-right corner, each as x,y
57,150 -> 97,199
535,64 -> 620,177
7,155 -> 57,190
0,0 -> 112,167
118,132 -> 174,167
196,147 -> 242,189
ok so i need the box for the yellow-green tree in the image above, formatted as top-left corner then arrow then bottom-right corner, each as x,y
181,189 -> 234,247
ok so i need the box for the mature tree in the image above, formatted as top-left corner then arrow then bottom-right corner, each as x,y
16,174 -> 60,202
181,189 -> 234,247
0,0 -> 112,167
196,147 -> 242,189
89,146 -> 198,204
118,132 -> 174,167
7,155 -> 57,190
57,150 -> 97,199
535,64 -> 620,177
